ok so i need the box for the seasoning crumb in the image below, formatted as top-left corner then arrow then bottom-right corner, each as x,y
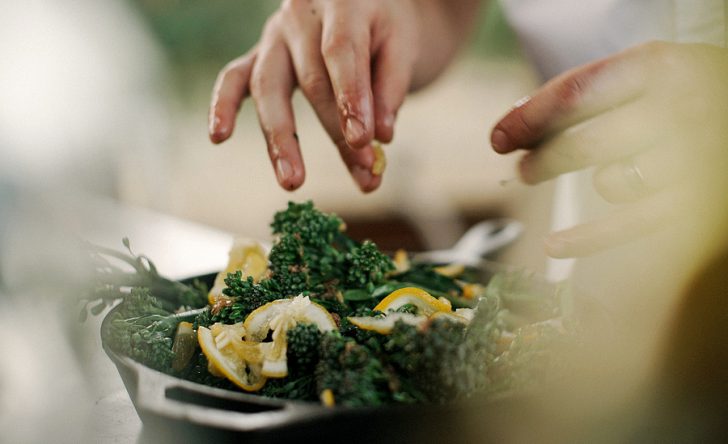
320,388 -> 335,407
371,143 -> 386,176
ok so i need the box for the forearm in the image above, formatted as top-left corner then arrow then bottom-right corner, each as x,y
411,0 -> 484,90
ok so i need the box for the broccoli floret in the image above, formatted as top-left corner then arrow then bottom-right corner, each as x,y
382,303 -> 501,404
343,240 -> 395,292
382,319 -> 469,403
267,201 -> 394,302
259,374 -> 317,401
316,332 -> 393,407
268,202 -> 347,295
271,201 -> 348,245
105,288 -> 177,371
286,323 -> 323,377
257,323 -> 322,402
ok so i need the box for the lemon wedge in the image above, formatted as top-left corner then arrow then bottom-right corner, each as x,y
208,238 -> 268,305
373,287 -> 452,316
348,312 -> 428,334
349,287 -> 457,334
244,295 -> 337,378
433,263 -> 465,278
197,323 -> 267,391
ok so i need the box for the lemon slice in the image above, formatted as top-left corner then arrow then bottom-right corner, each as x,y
348,312 -> 428,334
198,324 -> 267,391
460,283 -> 485,300
244,295 -> 337,378
208,239 -> 268,305
392,249 -> 410,273
433,263 -> 465,278
430,311 -> 471,324
244,296 -> 337,340
373,287 -> 452,316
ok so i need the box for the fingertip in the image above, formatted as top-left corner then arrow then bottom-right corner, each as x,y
275,157 -> 306,191
209,129 -> 230,144
374,113 -> 395,143
350,165 -> 381,193
208,113 -> 232,144
490,127 -> 513,154
360,174 -> 382,193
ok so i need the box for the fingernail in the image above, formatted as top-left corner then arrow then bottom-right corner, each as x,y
382,113 -> 394,130
276,157 -> 293,183
346,117 -> 366,144
210,116 -> 229,142
491,128 -> 511,153
351,165 -> 373,190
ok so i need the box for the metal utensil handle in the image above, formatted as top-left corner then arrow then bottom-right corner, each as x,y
415,219 -> 523,265
130,357 -> 319,432
451,219 -> 523,257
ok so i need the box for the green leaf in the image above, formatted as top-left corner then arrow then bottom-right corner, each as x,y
371,282 -> 409,300
343,289 -> 372,302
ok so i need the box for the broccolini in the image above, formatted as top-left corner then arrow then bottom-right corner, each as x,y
92,201 -> 571,408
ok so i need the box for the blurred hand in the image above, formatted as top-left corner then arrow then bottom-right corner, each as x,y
491,41 -> 728,258
209,0 -> 480,192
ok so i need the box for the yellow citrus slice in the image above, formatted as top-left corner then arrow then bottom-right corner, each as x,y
320,389 -> 336,407
347,312 -> 428,334
198,324 -> 266,391
392,249 -> 410,273
243,295 -> 337,378
433,263 -> 465,278
208,239 -> 268,305
430,311 -> 471,324
460,283 -> 485,300
373,287 -> 452,316
244,296 -> 337,340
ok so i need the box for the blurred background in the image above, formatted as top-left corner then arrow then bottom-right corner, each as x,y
0,1 -> 553,442
1,0 -> 550,266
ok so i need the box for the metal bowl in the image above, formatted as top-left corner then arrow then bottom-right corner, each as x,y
100,264 -> 585,443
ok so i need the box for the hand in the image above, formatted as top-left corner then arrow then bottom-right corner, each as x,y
208,0 -> 480,192
210,0 -> 420,192
490,41 -> 728,258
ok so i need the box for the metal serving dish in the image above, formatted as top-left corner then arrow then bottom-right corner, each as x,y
100,221 -> 606,443
100,260 -> 590,444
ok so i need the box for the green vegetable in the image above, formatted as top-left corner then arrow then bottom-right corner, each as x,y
82,238 -> 207,319
286,323 -> 323,377
384,294 -> 502,404
315,332 -> 393,407
89,201 -> 572,407
104,288 -> 199,371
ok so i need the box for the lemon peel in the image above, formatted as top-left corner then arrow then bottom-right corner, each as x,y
244,295 -> 337,378
373,287 -> 452,316
208,238 -> 268,305
198,324 -> 267,392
